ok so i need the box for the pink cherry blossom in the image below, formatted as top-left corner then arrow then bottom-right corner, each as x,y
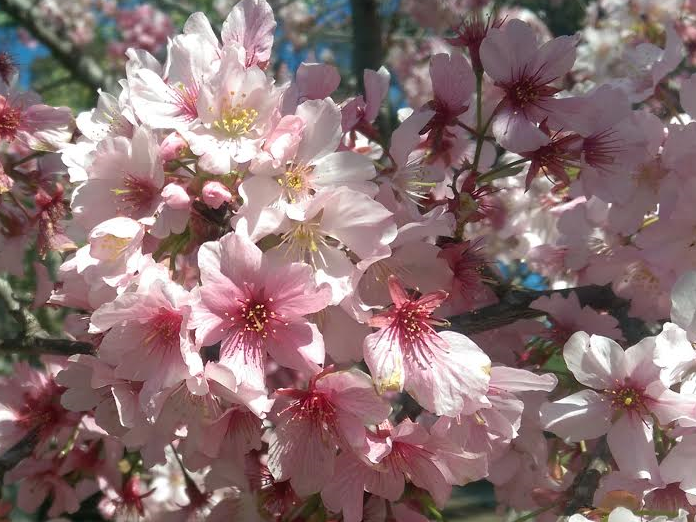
190,231 -> 331,388
480,19 -> 577,152
186,47 -> 280,174
322,418 -> 486,521
71,125 -> 165,231
531,291 -> 624,345
267,368 -> 391,497
363,275 -> 491,416
0,358 -> 79,455
221,0 -> 276,68
88,266 -> 202,407
541,328 -> 696,479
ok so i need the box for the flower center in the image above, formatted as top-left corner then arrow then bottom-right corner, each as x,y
171,82 -> 200,122
583,129 -> 622,169
509,77 -> 540,108
0,96 -> 22,142
278,164 -> 314,202
240,300 -> 275,337
112,174 -> 158,213
214,104 -> 258,138
279,222 -> 326,265
606,384 -> 645,412
97,234 -> 133,260
395,302 -> 430,341
16,380 -> 67,435
290,392 -> 338,442
143,308 -> 183,350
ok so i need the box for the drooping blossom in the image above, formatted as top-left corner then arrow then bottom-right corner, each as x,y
363,275 -> 491,416
267,368 -> 391,497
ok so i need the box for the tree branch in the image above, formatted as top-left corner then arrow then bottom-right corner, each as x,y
563,438 -> 610,515
0,336 -> 93,356
0,277 -> 45,337
447,284 -> 656,344
0,0 -> 116,92
0,278 -> 93,357
349,0 -> 383,92
0,428 -> 38,486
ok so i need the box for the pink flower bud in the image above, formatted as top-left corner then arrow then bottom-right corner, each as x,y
202,181 -> 232,209
159,131 -> 188,161
161,183 -> 190,210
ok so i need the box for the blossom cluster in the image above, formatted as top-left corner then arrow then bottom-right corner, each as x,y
1,0 -> 696,520
18,1 -> 173,60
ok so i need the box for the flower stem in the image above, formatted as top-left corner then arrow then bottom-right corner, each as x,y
10,150 -> 43,168
471,69 -> 485,173
511,502 -> 559,522
478,158 -> 530,184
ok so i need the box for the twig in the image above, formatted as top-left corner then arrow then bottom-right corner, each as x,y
563,438 -> 610,515
511,502 -> 560,522
0,336 -> 93,357
0,0 -> 116,92
0,428 -> 39,486
0,277 -> 45,337
0,277 -> 93,356
446,284 -> 656,343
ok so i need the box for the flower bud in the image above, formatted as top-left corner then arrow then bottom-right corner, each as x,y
161,182 -> 190,210
159,131 -> 188,161
202,181 -> 232,209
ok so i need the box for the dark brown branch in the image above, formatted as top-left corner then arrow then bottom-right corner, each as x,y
0,336 -> 93,356
563,438 -> 610,514
350,0 -> 383,92
0,0 -> 116,92
447,284 -> 656,344
0,429 -> 39,485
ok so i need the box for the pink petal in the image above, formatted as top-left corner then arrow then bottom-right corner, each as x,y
316,369 -> 391,425
430,53 -> 475,110
265,321 -> 325,375
296,63 -> 341,100
480,20 -> 538,83
364,66 -> 390,122
563,331 -> 624,389
491,107 -> 550,153
607,414 -> 660,480
221,0 -> 276,67
267,417 -> 336,497
540,389 -> 612,441
363,329 -> 405,394
489,366 -> 557,392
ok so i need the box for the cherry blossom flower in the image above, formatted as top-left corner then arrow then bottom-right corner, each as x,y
71,125 -> 165,231
321,418 -> 486,522
0,82 -> 74,151
88,266 -> 202,407
479,19 -> 578,152
267,368 -> 391,497
363,276 -> 491,416
0,358 -> 78,455
190,231 -> 331,389
186,47 -> 280,175
541,328 -> 696,479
